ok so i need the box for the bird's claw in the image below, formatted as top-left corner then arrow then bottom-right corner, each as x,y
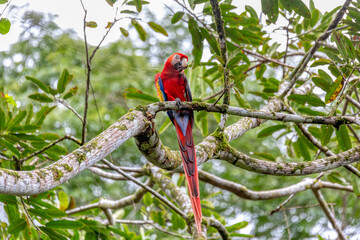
175,98 -> 182,110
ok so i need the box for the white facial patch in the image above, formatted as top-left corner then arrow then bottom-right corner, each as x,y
171,54 -> 180,66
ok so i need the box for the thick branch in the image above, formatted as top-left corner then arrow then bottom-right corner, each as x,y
148,101 -> 360,127
0,110 -> 147,195
220,146 -> 360,176
199,171 -> 353,200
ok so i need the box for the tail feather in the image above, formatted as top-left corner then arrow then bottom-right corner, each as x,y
174,118 -> 202,233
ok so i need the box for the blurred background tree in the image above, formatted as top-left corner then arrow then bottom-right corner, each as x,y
0,0 -> 359,239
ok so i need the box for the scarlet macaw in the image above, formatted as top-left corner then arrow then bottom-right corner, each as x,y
154,53 -> 202,233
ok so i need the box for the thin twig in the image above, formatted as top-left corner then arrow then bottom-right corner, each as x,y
269,193 -> 295,215
20,135 -> 80,163
312,189 -> 346,240
0,0 -> 12,17
55,98 -> 83,122
20,197 -> 41,233
81,0 -> 90,145
101,159 -> 188,219
283,210 -> 291,240
279,0 -> 352,98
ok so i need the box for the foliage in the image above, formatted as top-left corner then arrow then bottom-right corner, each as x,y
0,0 -> 360,239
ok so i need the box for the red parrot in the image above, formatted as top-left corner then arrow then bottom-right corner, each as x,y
154,53 -> 202,233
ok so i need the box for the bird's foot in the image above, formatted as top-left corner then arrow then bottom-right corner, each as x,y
175,98 -> 182,110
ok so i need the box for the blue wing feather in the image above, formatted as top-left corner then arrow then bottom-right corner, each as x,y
157,76 -> 175,123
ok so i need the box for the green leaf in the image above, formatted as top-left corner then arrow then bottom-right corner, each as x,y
188,17 -> 203,67
105,0 -> 117,7
8,219 -> 27,234
0,194 -> 17,204
297,107 -> 326,116
147,22 -> 168,36
297,136 -> 311,161
0,138 -> 21,156
34,106 -> 56,125
195,111 -> 208,136
194,0 -> 208,4
7,110 -> 26,130
231,233 -> 255,238
0,0 -> 8,4
39,227 -> 68,240
336,125 -> 352,151
332,31 -> 348,61
46,220 -> 84,229
204,191 -> 222,200
327,172 -> 346,185
25,104 -> 33,124
134,0 -> 142,12
63,86 -> 78,99
253,152 -> 276,161
318,70 -> 333,86
40,133 -> 60,140
120,27 -> 129,37
58,191 -> 69,211
261,0 -> 278,23
131,19 -> 146,41
312,77 -> 331,92
151,211 -> 165,227
311,9 -> 320,27
201,199 -> 214,209
310,59 -> 331,67
26,76 -> 49,93
325,76 -> 343,104
320,125 -> 333,146
86,21 -> 98,28
279,0 -> 311,18
171,12 -> 184,24
323,50 -> 344,63
199,27 -> 220,56
0,18 -> 11,35
143,192 -> 153,206
57,68 -> 70,93
123,90 -> 158,102
226,221 -> 248,232
28,93 -> 53,103
0,108 -> 5,130
13,124 -> 40,133
159,117 -> 172,134
288,94 -> 325,107
257,125 -> 287,138
28,208 -> 51,220
342,35 -> 356,60
245,5 -> 258,19
350,174 -> 360,197
171,211 -> 186,230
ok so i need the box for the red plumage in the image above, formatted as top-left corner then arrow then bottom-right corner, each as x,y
154,53 -> 202,233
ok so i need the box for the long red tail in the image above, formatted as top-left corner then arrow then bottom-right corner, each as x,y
174,120 -> 202,233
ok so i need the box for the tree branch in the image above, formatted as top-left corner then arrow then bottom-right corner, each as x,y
219,146 -> 360,176
66,179 -> 153,215
148,101 -> 360,127
0,110 -> 147,195
279,0 -> 352,98
312,189 -> 347,240
199,170 -> 353,200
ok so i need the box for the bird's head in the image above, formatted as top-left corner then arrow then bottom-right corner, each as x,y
166,53 -> 188,72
